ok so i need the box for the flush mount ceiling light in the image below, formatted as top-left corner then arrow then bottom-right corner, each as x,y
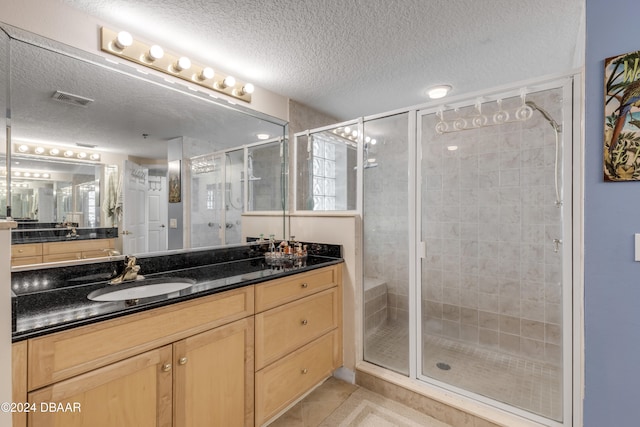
427,85 -> 452,99
256,133 -> 270,140
100,27 -> 253,103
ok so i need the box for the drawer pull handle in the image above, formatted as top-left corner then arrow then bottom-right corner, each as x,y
179,357 -> 188,365
301,368 -> 308,374
301,283 -> 308,288
162,363 -> 172,372
18,249 -> 24,253
301,319 -> 308,325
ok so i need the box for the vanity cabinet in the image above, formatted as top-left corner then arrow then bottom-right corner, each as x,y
41,238 -> 116,263
254,264 -> 343,426
11,239 -> 116,266
22,286 -> 254,427
13,263 -> 343,427
11,244 -> 42,267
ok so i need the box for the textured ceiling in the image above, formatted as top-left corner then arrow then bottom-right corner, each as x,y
62,0 -> 584,120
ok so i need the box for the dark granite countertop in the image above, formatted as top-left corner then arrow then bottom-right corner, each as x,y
12,226 -> 118,244
11,242 -> 342,342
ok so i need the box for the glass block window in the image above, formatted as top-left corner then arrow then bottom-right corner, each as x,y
311,136 -> 336,210
206,184 -> 214,210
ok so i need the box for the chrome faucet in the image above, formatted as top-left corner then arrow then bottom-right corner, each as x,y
109,255 -> 141,284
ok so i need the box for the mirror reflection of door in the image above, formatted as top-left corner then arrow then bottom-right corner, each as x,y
122,160 -> 149,254
147,175 -> 168,253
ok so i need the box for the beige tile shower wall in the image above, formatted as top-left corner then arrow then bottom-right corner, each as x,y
421,90 -> 564,365
362,114 -> 411,326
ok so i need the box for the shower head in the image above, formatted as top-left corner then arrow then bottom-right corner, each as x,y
525,101 -> 562,133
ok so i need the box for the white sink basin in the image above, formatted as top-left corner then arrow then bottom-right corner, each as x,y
88,278 -> 196,302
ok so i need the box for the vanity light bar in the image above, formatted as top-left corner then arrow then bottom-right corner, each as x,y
13,144 -> 101,162
100,27 -> 253,103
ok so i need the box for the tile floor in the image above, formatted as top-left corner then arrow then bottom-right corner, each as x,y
365,320 -> 562,421
268,376 -> 453,427
266,377 -> 358,427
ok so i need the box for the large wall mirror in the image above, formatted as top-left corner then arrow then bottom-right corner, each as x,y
1,23 -> 287,258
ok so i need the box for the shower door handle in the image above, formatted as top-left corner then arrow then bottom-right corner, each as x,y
419,241 -> 426,259
553,238 -> 562,253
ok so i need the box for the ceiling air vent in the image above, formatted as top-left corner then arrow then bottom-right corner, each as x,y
51,90 -> 94,107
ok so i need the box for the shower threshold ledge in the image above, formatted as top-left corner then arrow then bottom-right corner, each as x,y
355,361 -> 547,427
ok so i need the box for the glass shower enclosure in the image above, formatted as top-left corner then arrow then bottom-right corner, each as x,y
360,79 -> 574,426
188,138 -> 286,248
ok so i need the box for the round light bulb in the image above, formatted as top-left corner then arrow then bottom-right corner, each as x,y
114,31 -> 133,50
33,173 -> 41,178
89,154 -> 101,161
23,172 -> 31,177
344,126 -> 351,134
371,139 -> 377,145
175,56 -> 191,72
43,173 -> 50,178
199,67 -> 214,80
242,83 -> 255,94
34,147 -> 45,154
64,150 -> 74,157
77,152 -> 87,159
222,76 -> 236,88
147,45 -> 164,61
49,148 -> 59,155
365,136 -> 371,143
18,145 -> 29,153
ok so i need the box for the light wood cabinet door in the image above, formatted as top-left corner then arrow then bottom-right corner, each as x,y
173,317 -> 254,427
28,345 -> 173,427
12,342 -> 27,427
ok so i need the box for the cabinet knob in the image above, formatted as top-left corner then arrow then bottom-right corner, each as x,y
301,319 -> 308,326
162,363 -> 172,372
179,357 -> 188,365
18,249 -> 24,253
301,283 -> 308,289
301,368 -> 308,374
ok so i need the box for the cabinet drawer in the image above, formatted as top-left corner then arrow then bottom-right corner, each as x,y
42,238 -> 114,255
12,244 -> 42,258
11,256 -> 43,267
28,286 -> 254,390
82,249 -> 112,259
255,264 -> 341,312
43,252 -> 82,263
255,330 -> 340,426
255,288 -> 338,370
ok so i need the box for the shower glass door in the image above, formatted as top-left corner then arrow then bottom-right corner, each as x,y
190,152 -> 224,248
417,84 -> 572,424
362,112 -> 411,375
